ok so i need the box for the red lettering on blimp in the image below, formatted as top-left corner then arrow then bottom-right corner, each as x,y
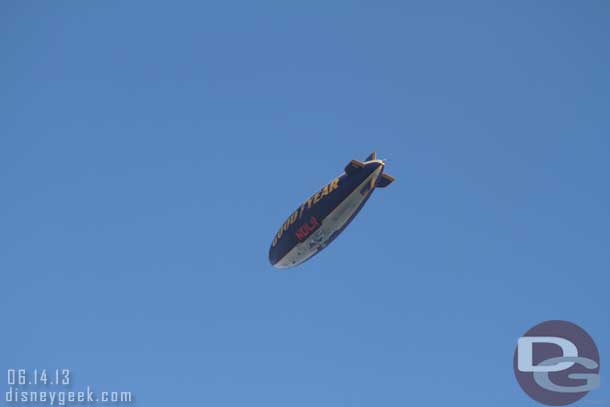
295,216 -> 321,242
271,176 -> 340,247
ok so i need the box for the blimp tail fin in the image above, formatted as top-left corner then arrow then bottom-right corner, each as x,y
376,173 -> 395,188
345,159 -> 365,175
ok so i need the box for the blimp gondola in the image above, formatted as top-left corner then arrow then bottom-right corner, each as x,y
269,152 -> 394,269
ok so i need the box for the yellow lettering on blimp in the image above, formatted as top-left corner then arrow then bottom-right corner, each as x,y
320,185 -> 329,198
305,197 -> 314,210
289,210 -> 298,225
272,176 -> 341,246
329,177 -> 339,192
298,203 -> 307,218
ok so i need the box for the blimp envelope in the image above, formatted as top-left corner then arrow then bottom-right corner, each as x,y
269,152 -> 394,269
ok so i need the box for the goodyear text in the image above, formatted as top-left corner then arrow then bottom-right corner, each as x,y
272,177 -> 340,246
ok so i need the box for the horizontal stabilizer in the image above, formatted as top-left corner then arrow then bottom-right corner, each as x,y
345,160 -> 364,175
376,173 -> 394,188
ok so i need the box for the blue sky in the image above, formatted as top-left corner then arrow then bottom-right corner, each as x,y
1,1 -> 609,406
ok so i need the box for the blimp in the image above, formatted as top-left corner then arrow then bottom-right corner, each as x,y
269,152 -> 394,269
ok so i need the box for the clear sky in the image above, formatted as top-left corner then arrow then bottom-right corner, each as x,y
1,1 -> 609,406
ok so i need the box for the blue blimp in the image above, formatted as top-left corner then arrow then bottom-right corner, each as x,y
269,152 -> 394,269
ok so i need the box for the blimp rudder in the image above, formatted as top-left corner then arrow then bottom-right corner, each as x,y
376,173 -> 394,188
352,151 -> 395,188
